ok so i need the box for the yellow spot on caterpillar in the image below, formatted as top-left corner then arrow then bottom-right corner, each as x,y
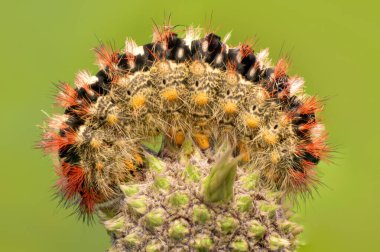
223,101 -> 237,114
279,115 -> 290,127
245,116 -> 260,129
227,73 -> 238,85
174,131 -> 185,145
161,88 -> 178,101
190,61 -> 205,75
95,162 -> 104,172
262,130 -> 278,145
124,159 -> 136,171
157,61 -> 171,74
194,92 -> 209,106
270,151 -> 280,164
193,133 -> 210,150
106,114 -> 118,125
131,94 -> 146,109
117,77 -> 129,87
90,138 -> 101,149
238,142 -> 250,162
256,89 -> 269,104
134,153 -> 143,166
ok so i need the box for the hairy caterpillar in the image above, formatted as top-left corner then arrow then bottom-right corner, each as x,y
39,24 -> 329,219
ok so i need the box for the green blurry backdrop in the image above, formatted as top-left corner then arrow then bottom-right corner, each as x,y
1,0 -> 379,251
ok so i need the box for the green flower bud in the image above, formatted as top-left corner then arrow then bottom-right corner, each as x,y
218,216 -> 238,235
124,232 -> 141,247
236,195 -> 253,212
145,240 -> 163,252
269,234 -> 290,250
145,208 -> 165,230
259,201 -> 278,219
154,176 -> 170,191
169,192 -> 189,207
230,237 -> 249,252
168,220 -> 189,240
127,196 -> 147,215
241,172 -> 259,190
247,220 -> 266,240
193,204 -> 211,224
120,184 -> 139,197
104,216 -> 124,232
279,220 -> 298,234
193,234 -> 214,251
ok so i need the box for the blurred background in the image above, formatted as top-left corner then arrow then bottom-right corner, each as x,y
1,0 -> 379,251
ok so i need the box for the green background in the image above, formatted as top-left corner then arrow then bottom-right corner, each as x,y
1,0 -> 379,251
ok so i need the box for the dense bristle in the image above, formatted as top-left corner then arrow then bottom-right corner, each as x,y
39,24 -> 328,220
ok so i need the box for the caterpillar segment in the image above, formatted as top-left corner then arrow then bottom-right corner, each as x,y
149,60 -> 189,141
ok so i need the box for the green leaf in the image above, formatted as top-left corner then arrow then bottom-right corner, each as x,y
146,153 -> 165,173
203,148 -> 240,203
141,134 -> 163,154
182,163 -> 201,182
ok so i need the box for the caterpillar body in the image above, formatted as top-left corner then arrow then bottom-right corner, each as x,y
39,25 -> 329,216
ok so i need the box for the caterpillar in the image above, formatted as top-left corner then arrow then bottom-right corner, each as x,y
39,24 -> 329,218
